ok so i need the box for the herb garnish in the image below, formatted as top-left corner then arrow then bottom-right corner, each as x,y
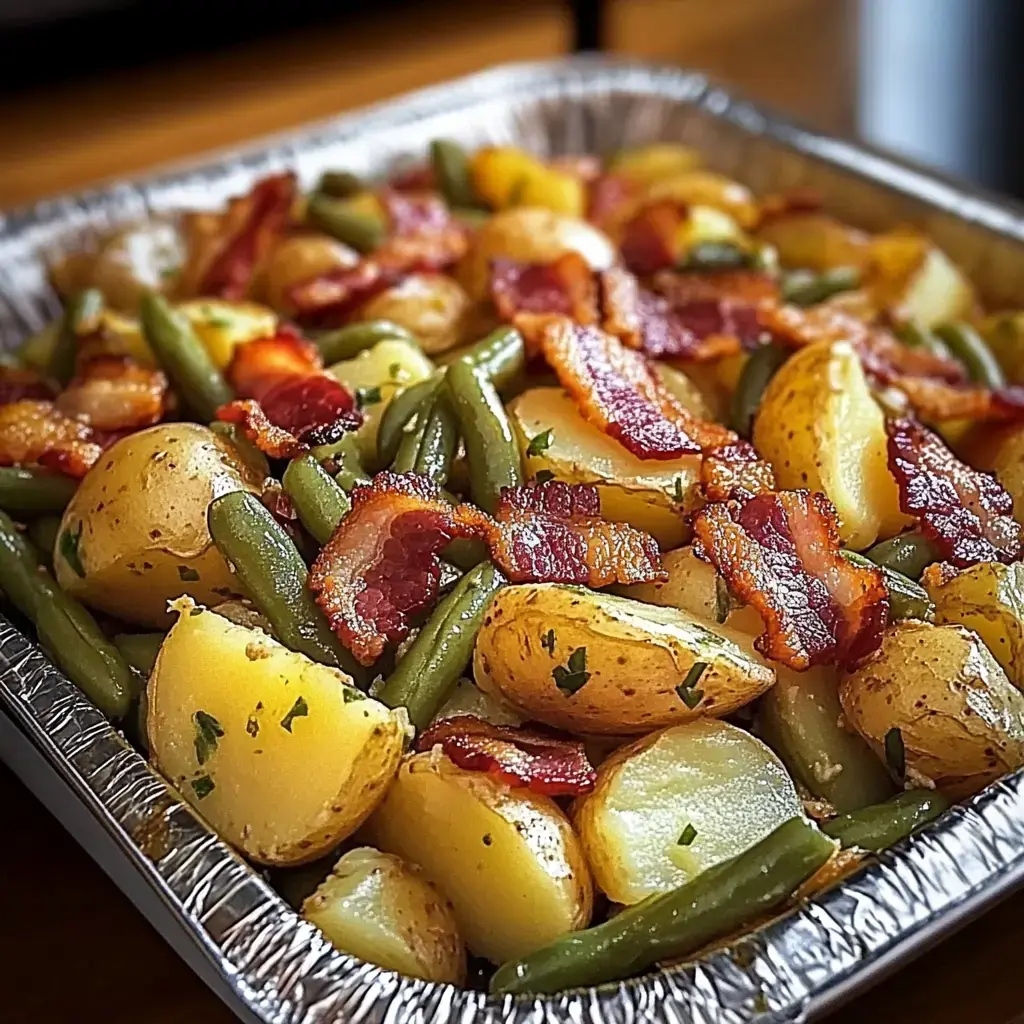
714,577 -> 731,624
342,686 -> 366,703
885,726 -> 905,781
191,775 -> 215,800
675,661 -> 707,709
526,428 -> 554,456
553,646 -> 590,695
673,476 -> 686,504
246,713 -> 260,738
193,710 -> 224,765
178,565 -> 201,582
534,469 -> 555,486
281,696 -> 309,732
59,522 -> 86,578
356,385 -> 382,408
541,628 -> 556,655
678,823 -> 698,847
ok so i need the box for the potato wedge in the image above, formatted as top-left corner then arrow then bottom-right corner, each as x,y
473,584 -> 775,735
755,212 -> 871,272
356,274 -> 472,356
925,561 -> 1024,688
432,678 -> 524,727
574,720 -> 802,905
53,423 -> 263,628
302,847 -> 466,984
263,233 -> 360,314
646,172 -> 758,230
364,751 -> 592,963
509,387 -> 701,548
149,603 -> 405,865
616,545 -> 726,624
839,621 -> 1024,798
176,299 -> 278,370
609,143 -> 702,186
971,422 -> 1024,525
752,339 -> 908,549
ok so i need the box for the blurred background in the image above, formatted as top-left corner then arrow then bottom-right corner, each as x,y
1,0 -> 1023,211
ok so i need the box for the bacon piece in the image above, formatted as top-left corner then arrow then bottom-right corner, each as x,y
216,400 -> 308,460
193,173 -> 296,300
701,442 -> 776,501
755,187 -> 823,228
586,172 -> 639,230
286,262 -> 396,327
0,400 -> 103,478
0,366 -> 53,405
886,418 -> 1022,568
55,357 -> 167,431
375,190 -> 468,273
693,490 -> 888,670
895,378 -> 1024,423
388,163 -> 435,192
225,329 -> 321,400
417,715 -> 596,797
490,253 -> 599,324
619,200 -> 686,275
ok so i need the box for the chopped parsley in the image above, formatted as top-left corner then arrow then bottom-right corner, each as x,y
193,710 -> 224,766
673,476 -> 686,504
675,661 -> 707,709
526,428 -> 554,457
552,646 -> 590,695
388,362 -> 406,382
356,385 -> 382,408
714,576 -> 731,624
541,629 -> 556,655
191,775 -> 215,800
534,469 -> 556,486
281,695 -> 309,732
342,686 -> 366,703
206,317 -> 232,328
59,522 -> 86,578
885,726 -> 905,781
246,713 -> 260,738
178,565 -> 201,582
678,823 -> 698,847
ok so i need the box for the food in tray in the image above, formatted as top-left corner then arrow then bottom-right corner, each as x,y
8,134 -> 1024,992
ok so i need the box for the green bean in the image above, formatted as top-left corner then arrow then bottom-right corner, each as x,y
729,342 -> 790,437
823,790 -> 949,852
378,561 -> 504,729
27,516 -> 62,569
311,434 -> 371,492
677,241 -> 753,273
141,293 -> 233,421
376,374 -> 442,466
895,322 -> 952,361
445,358 -> 522,513
934,322 -> 1005,388
430,139 -> 480,209
0,467 -> 77,517
841,550 -> 935,622
0,510 -> 136,719
313,319 -> 417,365
864,532 -> 939,581
464,325 -> 525,390
391,389 -> 459,485
443,536 -> 488,570
317,170 -> 363,199
306,192 -> 385,254
282,454 -> 351,545
209,421 -> 270,480
491,816 -> 835,994
49,288 -> 104,385
113,633 -> 164,678
207,491 -> 367,683
782,266 -> 861,307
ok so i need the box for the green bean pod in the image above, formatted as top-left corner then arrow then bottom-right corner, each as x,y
895,322 -> 953,361
823,790 -> 949,852
208,421 -> 270,480
317,170 -> 364,199
391,388 -> 459,485
376,374 -> 442,466
864,532 -> 939,581
490,816 -> 836,994
207,491 -> 367,683
306,193 -> 385,254
729,342 -> 790,438
0,510 -> 137,719
140,293 -> 234,421
282,454 -> 351,545
113,632 -> 165,678
445,358 -> 522,514
934,322 -> 1005,388
464,325 -> 525,390
0,467 -> 78,517
677,241 -> 753,273
378,561 -> 505,729
26,516 -> 62,569
430,139 -> 480,209
314,319 -> 417,365
782,266 -> 860,307
311,434 -> 371,492
841,550 -> 935,622
49,288 -> 104,385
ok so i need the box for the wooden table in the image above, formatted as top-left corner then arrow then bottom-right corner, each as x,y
2,1 -> 1023,1021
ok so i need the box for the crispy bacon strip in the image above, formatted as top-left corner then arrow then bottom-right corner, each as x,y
701,442 -> 777,502
755,187 -> 823,228
886,418 -> 1022,568
375,190 -> 468,272
417,715 -> 596,797
693,490 -> 888,670
0,366 -> 53,405
0,400 -> 103,478
490,252 -> 599,324
216,401 -> 308,460
286,262 -> 396,326
54,357 -> 167,431
619,199 -> 686,275
224,329 -> 321,399
587,172 -> 639,230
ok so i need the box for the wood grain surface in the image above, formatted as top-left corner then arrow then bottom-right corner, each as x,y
1,1 -> 1023,1022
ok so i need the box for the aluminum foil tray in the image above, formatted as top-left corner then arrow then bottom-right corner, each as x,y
4,57 -> 1024,1024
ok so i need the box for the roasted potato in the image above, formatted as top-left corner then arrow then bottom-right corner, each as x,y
302,846 -> 466,984
356,273 -> 472,356
509,387 -> 701,548
364,751 -> 592,963
176,299 -> 278,370
653,362 -> 718,421
460,207 -> 616,300
149,602 -> 405,865
53,423 -> 264,628
432,677 -> 524,727
574,720 -> 803,905
752,339 -> 908,549
645,172 -> 758,230
925,561 -> 1024,688
982,312 -> 1024,385
839,621 -> 1024,798
262,233 -> 360,314
755,212 -> 871,272
616,545 -> 727,624
473,584 -> 775,735
608,143 -> 702,186
971,422 -> 1024,524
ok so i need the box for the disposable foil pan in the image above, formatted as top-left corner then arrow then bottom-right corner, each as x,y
3,57 -> 1024,1024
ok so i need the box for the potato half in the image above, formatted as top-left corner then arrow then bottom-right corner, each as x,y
509,387 -> 701,548
753,339 -> 908,549
473,584 -> 775,735
53,423 -> 264,628
755,212 -> 872,273
839,621 -> 1024,798
974,422 -> 1024,525
176,299 -> 278,370
149,603 -> 405,865
356,274 -> 472,356
575,720 -> 802,905
364,751 -> 592,963
302,847 -> 466,984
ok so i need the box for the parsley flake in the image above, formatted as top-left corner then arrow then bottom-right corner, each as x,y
675,661 -> 707,709
714,576 -> 731,624
356,385 -> 382,408
246,713 -> 260,738
541,629 -> 556,656
193,710 -> 224,765
673,476 -> 686,504
59,522 -> 86,578
526,428 -> 554,457
281,696 -> 309,732
552,646 -> 590,695
885,726 -> 905,781
178,565 -> 201,582
207,317 -> 232,328
678,823 -> 698,847
191,775 -> 215,800
534,469 -> 555,486
388,362 -> 407,382
342,686 -> 366,703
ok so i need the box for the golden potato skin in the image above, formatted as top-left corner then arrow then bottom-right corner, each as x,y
53,423 -> 264,628
753,339 -> 907,549
364,752 -> 592,963
302,847 -> 466,984
262,233 -> 359,314
473,584 -> 775,735
356,274 -> 472,356
975,422 -> 1024,525
839,621 -> 1024,798
149,604 -> 405,865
